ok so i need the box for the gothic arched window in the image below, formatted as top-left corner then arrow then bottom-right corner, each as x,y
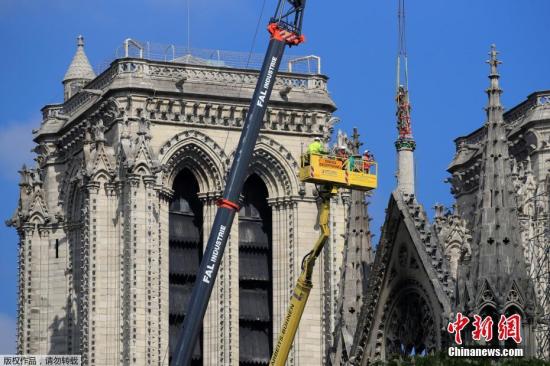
169,169 -> 203,365
238,174 -> 273,365
385,290 -> 436,357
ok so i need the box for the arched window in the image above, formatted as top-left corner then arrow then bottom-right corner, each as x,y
239,174 -> 273,365
385,290 -> 436,357
169,169 -> 203,365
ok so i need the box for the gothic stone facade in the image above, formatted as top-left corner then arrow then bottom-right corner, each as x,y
9,49 -> 352,365
447,89 -> 550,359
331,50 -> 549,364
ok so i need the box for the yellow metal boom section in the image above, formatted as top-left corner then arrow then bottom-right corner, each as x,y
270,186 -> 335,365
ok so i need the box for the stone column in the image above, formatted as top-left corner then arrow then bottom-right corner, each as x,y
157,187 -> 172,366
294,198 -> 322,366
34,226 -> 51,354
19,225 -> 35,354
15,227 -> 27,354
123,173 -> 160,366
143,175 -> 161,365
121,176 -> 140,366
397,147 -> 415,196
270,198 -> 284,350
269,197 -> 298,366
227,201 -> 239,365
28,224 -> 41,355
66,220 -> 80,355
79,181 -> 98,366
323,193 -> 347,360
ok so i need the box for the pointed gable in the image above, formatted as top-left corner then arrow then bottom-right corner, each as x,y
350,191 -> 453,363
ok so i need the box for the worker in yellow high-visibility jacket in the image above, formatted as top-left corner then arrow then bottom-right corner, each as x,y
307,137 -> 326,155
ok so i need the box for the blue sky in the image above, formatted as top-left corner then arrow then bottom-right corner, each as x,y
0,0 -> 549,353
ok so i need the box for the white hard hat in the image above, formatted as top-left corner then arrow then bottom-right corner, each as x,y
363,149 -> 370,154
339,145 -> 347,150
314,137 -> 321,141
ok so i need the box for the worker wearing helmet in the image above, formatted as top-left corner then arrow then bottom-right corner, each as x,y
362,149 -> 374,173
305,137 -> 326,165
335,145 -> 348,157
335,145 -> 351,170
307,137 -> 326,155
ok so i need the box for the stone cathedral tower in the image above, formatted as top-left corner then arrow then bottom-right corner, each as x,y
447,48 -> 550,356
8,37 -> 349,366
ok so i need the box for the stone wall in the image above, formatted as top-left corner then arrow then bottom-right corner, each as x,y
10,58 -> 347,366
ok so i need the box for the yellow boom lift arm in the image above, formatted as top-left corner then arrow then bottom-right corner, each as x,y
270,152 -> 377,365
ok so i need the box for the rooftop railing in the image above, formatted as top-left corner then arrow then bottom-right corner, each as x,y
96,38 -> 322,75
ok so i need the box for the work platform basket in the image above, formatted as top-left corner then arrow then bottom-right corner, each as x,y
299,153 -> 378,191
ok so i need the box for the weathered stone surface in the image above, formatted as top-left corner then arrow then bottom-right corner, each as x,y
10,39 -> 347,366
330,45 -> 548,364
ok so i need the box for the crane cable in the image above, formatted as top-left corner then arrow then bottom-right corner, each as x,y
396,0 -> 408,92
396,0 -> 419,194
222,0 -> 268,153
187,0 -> 191,51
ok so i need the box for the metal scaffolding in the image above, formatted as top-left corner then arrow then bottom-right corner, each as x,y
523,182 -> 550,360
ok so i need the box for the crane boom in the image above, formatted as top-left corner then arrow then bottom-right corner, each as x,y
172,2 -> 306,365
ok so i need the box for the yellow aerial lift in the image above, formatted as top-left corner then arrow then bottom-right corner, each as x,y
270,150 -> 377,365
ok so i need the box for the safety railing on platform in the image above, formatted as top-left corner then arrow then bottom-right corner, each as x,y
300,153 -> 378,175
299,153 -> 378,191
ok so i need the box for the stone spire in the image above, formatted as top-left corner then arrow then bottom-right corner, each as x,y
346,128 -> 374,267
63,35 -> 95,100
459,45 -> 534,319
331,128 -> 374,363
394,0 -> 416,196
